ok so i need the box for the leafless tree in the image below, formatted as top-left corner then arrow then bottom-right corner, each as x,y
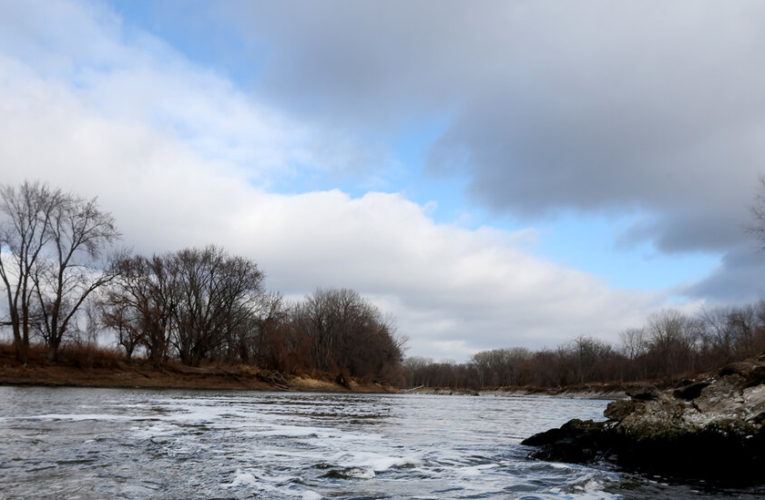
242,292 -> 289,367
472,347 -> 532,387
100,289 -> 143,361
620,328 -> 647,360
290,288 -> 404,381
104,255 -> 181,365
170,246 -> 264,366
0,182 -> 119,361
0,182 -> 62,362
31,192 -> 120,359
73,297 -> 102,347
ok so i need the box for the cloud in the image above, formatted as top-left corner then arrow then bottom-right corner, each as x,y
210,0 -> 765,298
218,1 -> 765,241
0,0 -> 683,360
232,189 -> 671,353
685,245 -> 765,302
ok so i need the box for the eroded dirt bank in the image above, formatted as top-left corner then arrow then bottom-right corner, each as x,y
0,358 -> 395,393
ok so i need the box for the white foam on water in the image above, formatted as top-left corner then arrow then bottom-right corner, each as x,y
129,422 -> 177,439
549,461 -> 572,469
11,413 -> 141,422
260,472 -> 303,485
346,467 -> 376,479
336,451 -> 422,472
249,424 -> 323,438
457,463 -> 499,477
222,468 -> 315,500
564,472 -> 621,499
301,490 -> 322,500
226,469 -> 259,488
241,424 -> 384,446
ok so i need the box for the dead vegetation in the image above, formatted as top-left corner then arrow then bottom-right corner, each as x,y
0,342 -> 396,393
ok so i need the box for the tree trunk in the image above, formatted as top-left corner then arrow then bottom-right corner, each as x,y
13,338 -> 28,365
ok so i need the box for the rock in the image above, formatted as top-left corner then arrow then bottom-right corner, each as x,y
673,381 -> 710,401
522,352 -> 765,486
603,399 -> 637,420
521,419 -> 615,463
746,366 -> 765,387
719,361 -> 756,377
625,385 -> 659,401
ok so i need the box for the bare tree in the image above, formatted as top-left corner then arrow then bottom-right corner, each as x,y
72,297 -> 102,348
31,192 -> 120,360
170,246 -> 264,366
620,328 -> 647,360
644,309 -> 696,377
100,288 -> 143,361
290,288 -> 404,381
243,292 -> 289,367
700,306 -> 737,364
472,347 -> 533,387
104,254 -> 180,365
0,182 -> 62,363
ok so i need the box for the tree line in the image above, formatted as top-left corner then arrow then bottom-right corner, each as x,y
4,181 -> 765,389
0,182 -> 404,383
403,305 -> 765,389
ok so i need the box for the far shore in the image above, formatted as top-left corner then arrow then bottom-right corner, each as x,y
0,344 -> 647,397
0,361 -> 397,393
405,385 -> 627,399
1,360 -> 630,398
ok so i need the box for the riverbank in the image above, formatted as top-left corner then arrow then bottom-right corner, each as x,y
0,345 -> 395,393
484,383 -> 628,399
0,344 -> 718,398
406,383 -> 629,399
0,349 -> 636,396
0,362 -> 397,393
0,362 -> 639,397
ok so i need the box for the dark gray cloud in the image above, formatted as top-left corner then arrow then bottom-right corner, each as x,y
220,1 -> 765,235
686,245 -> 765,301
199,1 -> 765,295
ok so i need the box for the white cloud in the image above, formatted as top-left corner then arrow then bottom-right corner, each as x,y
0,0 -> 692,360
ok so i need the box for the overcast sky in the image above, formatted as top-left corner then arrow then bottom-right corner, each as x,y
2,0 -> 765,360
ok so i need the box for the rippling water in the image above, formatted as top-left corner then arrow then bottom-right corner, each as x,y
0,387 -> 760,499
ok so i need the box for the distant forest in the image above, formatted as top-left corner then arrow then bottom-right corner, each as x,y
2,181 -> 765,388
405,305 -> 765,389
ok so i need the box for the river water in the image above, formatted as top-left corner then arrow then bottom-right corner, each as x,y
0,387 -> 760,499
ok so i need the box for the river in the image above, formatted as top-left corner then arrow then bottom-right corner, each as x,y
0,387 -> 759,499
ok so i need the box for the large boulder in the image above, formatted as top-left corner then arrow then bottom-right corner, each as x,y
522,354 -> 765,485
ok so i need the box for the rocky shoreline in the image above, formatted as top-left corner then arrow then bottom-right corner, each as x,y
405,382 -> 628,399
522,353 -> 765,485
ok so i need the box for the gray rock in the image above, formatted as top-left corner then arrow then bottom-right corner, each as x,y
523,352 -> 765,485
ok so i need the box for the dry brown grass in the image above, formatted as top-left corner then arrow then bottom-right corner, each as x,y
0,341 -> 123,366
0,342 -> 396,393
56,344 -> 125,369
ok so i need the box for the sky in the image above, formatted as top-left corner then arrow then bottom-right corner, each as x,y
2,0 -> 765,361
